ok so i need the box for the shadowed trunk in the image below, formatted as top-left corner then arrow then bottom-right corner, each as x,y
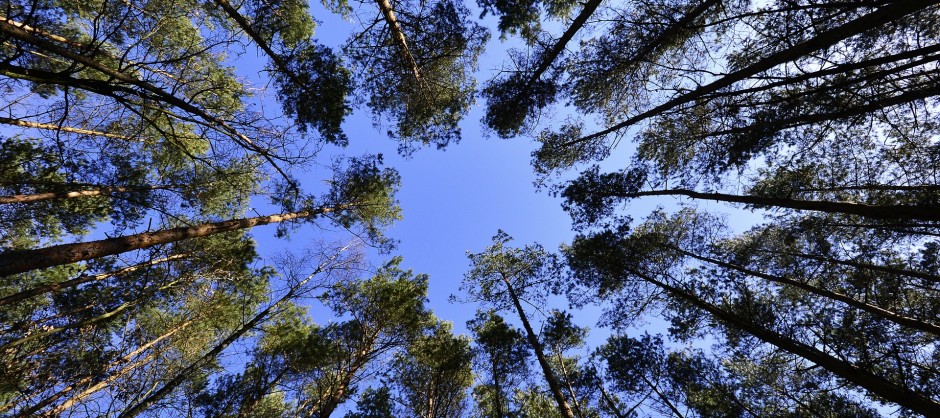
631,268 -> 940,416
499,273 -> 577,418
613,188 -> 940,222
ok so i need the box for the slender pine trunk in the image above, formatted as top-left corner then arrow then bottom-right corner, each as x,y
617,189 -> 940,222
375,0 -> 422,82
632,269 -> 940,416
499,274 -> 577,418
667,245 -> 940,337
0,253 -> 190,307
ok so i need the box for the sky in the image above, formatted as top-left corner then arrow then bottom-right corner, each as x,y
244,0 -> 762,356
242,2 -> 590,338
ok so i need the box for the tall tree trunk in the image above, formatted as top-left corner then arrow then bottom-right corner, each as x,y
0,184 -> 174,204
0,116 -> 135,141
499,273 -> 577,418
566,1 -> 939,146
524,0 -> 605,88
0,253 -> 190,307
375,0 -> 422,82
213,0 -> 311,92
631,268 -> 940,416
0,207 -> 335,277
766,249 -> 940,285
614,188 -> 940,222
666,244 -> 940,337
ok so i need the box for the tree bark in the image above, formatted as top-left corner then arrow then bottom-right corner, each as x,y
631,268 -> 940,416
0,116 -> 135,141
0,184 -> 174,204
0,208 -> 333,277
375,0 -> 422,82
614,188 -> 940,222
499,273 -> 577,418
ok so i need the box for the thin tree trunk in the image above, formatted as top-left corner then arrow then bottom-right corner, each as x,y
499,273 -> 577,418
213,0 -> 311,91
375,0 -> 422,82
0,207 -> 335,277
667,245 -> 940,337
631,268 -> 940,416
565,1 -> 938,146
0,253 -> 190,307
592,371 -> 627,418
2,276 -> 186,350
0,116 -> 135,141
554,349 -> 586,418
639,374 -> 684,418
22,320 -> 192,416
524,0 -> 605,88
116,246 -> 351,418
767,249 -> 940,285
614,188 -> 940,222
0,184 -> 175,204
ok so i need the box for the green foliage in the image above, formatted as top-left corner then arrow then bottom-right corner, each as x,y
390,320 -> 474,418
344,387 -> 395,418
468,310 -> 530,418
345,0 -> 488,152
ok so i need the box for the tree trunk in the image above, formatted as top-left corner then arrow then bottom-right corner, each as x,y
499,274 -> 577,418
524,0 -> 605,87
0,253 -> 190,307
375,0 -> 422,82
567,1 -> 938,146
616,188 -> 940,222
632,268 -> 940,416
0,208 -> 333,277
667,245 -> 940,337
213,0 -> 309,91
0,184 -> 175,204
768,249 -> 940,285
0,116 -> 135,141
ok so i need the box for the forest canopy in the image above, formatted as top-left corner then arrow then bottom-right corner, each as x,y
1,0 -> 939,416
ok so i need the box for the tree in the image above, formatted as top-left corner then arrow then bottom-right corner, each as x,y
462,232 -> 578,418
389,319 -> 474,418
563,210 -> 940,415
342,0 -> 489,152
194,257 -> 432,418
468,309 -> 531,418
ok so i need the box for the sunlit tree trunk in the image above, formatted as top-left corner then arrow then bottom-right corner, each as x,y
0,208 -> 335,277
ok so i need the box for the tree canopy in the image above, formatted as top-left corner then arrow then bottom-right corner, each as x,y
2,0 -> 940,416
